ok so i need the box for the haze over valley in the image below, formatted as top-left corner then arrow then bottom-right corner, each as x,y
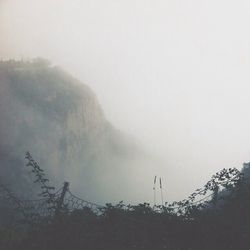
1,0 -> 250,203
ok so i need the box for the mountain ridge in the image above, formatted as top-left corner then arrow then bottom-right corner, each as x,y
0,58 -> 148,203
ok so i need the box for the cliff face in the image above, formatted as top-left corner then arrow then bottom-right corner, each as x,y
0,59 -> 140,202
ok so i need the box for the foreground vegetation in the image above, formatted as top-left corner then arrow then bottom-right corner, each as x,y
1,153 -> 250,250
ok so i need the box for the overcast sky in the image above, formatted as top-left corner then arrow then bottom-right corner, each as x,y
1,0 -> 250,200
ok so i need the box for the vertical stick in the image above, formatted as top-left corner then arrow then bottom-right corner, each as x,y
153,176 -> 157,207
160,177 -> 163,207
55,182 -> 69,218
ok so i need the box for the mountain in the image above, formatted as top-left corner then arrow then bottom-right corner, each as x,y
0,58 -> 153,203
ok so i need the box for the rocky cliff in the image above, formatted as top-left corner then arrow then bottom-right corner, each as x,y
0,59 -> 146,203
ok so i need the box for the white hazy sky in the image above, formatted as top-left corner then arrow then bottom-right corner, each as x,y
1,0 -> 250,200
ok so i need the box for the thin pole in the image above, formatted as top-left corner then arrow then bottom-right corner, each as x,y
153,176 -> 157,206
55,182 -> 69,218
160,177 -> 163,206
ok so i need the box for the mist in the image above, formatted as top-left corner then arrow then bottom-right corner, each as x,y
1,0 -> 250,202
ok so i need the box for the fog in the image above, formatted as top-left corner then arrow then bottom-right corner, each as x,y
1,0 -> 250,201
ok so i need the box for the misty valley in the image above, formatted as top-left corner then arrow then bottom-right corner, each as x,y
1,59 -> 250,249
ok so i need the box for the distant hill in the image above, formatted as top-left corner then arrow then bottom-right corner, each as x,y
0,59 -> 154,203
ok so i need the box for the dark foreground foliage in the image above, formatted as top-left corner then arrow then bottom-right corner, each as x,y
1,154 -> 250,250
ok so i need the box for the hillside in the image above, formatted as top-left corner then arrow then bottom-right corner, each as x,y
0,59 -> 151,202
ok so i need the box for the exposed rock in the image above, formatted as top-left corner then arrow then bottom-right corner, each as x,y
0,59 -> 145,202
